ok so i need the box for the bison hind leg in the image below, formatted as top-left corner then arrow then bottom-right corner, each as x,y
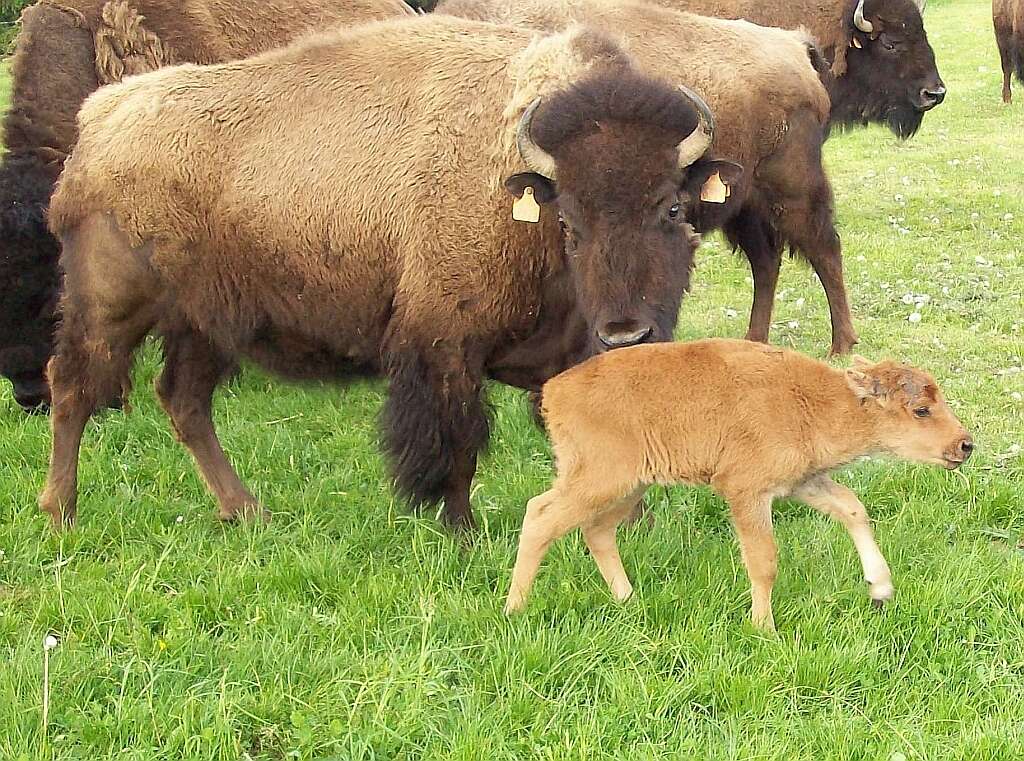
381,347 -> 490,532
40,213 -> 160,528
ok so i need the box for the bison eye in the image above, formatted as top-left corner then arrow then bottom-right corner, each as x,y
913,407 -> 931,419
667,203 -> 680,219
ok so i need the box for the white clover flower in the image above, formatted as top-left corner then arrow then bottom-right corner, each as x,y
908,312 -> 922,323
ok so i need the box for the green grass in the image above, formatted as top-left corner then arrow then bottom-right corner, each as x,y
1,1 -> 1022,758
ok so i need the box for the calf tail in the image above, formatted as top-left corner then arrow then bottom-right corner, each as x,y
93,0 -> 174,84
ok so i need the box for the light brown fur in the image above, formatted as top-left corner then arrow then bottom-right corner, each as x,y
994,0 -> 1024,102
507,338 -> 974,630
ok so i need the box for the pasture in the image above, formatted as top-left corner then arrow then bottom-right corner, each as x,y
0,0 -> 1022,757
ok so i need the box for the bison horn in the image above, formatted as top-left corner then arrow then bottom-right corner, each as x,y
853,0 -> 873,33
516,98 -> 558,181
675,84 -> 715,169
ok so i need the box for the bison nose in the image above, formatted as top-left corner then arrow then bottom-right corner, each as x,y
957,436 -> 975,460
917,84 -> 946,110
597,321 -> 653,349
14,391 -> 50,414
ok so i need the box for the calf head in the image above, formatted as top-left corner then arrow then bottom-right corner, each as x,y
505,70 -> 742,354
846,356 -> 973,468
832,0 -> 945,138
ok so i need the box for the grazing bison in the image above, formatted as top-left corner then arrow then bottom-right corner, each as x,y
643,0 -> 946,139
39,17 -> 742,531
0,0 -> 416,413
440,0 -> 858,354
507,339 -> 973,630
994,0 -> 1024,102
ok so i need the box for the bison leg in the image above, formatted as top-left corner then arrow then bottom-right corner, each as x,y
716,485 -> 777,632
725,211 -> 782,344
506,488 -> 582,612
997,37 -> 1013,103
156,326 -> 265,523
382,347 -> 489,532
39,215 -> 157,529
581,487 -> 647,602
790,475 -> 893,607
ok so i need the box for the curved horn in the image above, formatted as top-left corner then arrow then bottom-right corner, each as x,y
675,84 -> 715,169
853,0 -> 873,33
516,98 -> 557,180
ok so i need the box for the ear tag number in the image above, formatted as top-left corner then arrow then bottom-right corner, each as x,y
700,171 -> 730,204
512,186 -> 541,223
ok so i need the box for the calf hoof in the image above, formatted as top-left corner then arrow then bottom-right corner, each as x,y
869,580 -> 894,608
610,580 -> 634,603
504,596 -> 526,615
218,501 -> 270,524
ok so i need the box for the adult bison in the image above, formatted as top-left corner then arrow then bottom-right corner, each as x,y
39,16 -> 742,531
642,0 -> 945,138
994,0 -> 1024,102
440,0 -> 859,354
0,0 -> 415,414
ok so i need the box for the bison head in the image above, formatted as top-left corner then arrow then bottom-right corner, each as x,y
832,0 -> 945,138
505,71 -> 742,354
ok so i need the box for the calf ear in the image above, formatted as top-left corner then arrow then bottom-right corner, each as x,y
682,159 -> 744,233
504,173 -> 558,204
845,368 -> 884,403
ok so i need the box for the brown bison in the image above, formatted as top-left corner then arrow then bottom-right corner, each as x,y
508,339 -> 973,629
39,16 -> 742,531
0,0 -> 415,413
645,0 -> 946,139
994,0 -> 1024,102
439,0 -> 859,354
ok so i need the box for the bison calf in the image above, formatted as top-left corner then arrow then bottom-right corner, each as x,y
507,339 -> 973,630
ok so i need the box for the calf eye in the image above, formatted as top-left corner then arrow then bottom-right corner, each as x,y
913,407 -> 931,419
668,203 -> 680,219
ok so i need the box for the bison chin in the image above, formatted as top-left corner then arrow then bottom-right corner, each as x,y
885,105 -> 925,140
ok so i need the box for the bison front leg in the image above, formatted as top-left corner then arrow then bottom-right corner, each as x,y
382,347 -> 489,532
725,210 -> 783,345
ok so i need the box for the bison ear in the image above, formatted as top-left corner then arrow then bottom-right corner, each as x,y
504,173 -> 558,204
845,368 -> 885,404
682,159 -> 744,233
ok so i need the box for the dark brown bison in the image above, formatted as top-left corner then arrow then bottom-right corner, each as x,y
440,0 -> 859,354
39,17 -> 742,532
994,0 -> 1024,102
638,0 -> 945,139
0,0 -> 415,413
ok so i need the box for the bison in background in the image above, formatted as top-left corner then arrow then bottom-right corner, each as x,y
0,0 -> 416,413
646,0 -> 945,139
39,17 -> 742,532
994,0 -> 1024,102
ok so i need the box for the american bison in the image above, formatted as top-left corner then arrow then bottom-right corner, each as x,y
994,0 -> 1024,102
39,17 -> 742,531
439,0 -> 858,353
507,339 -> 973,630
647,0 -> 946,139
0,0 -> 416,413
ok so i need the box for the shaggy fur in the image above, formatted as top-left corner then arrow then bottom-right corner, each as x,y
633,0 -> 946,139
438,0 -> 859,354
994,0 -> 1024,102
0,0 -> 415,412
507,339 -> 974,630
39,17 -> 740,531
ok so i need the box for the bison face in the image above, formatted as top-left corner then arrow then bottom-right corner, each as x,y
837,0 -> 945,138
506,72 -> 743,354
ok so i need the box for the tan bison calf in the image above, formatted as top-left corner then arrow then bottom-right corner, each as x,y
507,338 -> 974,630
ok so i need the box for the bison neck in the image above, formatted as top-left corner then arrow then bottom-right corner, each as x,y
801,375 -> 884,472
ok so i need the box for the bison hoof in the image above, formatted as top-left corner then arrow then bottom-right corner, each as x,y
828,335 -> 860,356
218,502 -> 270,523
39,496 -> 76,531
869,580 -> 894,608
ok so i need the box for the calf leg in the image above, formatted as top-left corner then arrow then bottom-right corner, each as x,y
790,475 -> 893,606
725,211 -> 783,344
155,326 -> 264,522
717,486 -> 778,631
581,488 -> 646,602
39,214 -> 158,528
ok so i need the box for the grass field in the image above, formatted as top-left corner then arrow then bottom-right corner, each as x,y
1,1 -> 1022,758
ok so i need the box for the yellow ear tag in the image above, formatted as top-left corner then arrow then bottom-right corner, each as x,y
512,186 -> 541,223
700,171 -> 729,204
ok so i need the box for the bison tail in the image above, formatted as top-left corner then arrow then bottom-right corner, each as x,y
93,0 -> 173,84
380,349 -> 490,510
